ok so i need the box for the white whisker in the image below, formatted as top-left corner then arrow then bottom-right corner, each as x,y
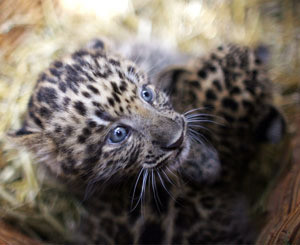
151,169 -> 162,211
184,107 -> 206,116
130,168 -> 144,210
140,169 -> 149,216
157,171 -> 176,201
188,128 -> 215,150
185,113 -> 223,122
187,123 -> 214,134
188,129 -> 206,146
187,119 -> 223,126
166,166 -> 178,180
162,169 -> 176,187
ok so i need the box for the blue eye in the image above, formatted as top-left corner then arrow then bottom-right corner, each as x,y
141,86 -> 154,103
109,126 -> 129,143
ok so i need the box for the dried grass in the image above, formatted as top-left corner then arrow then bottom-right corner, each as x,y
0,0 -> 299,242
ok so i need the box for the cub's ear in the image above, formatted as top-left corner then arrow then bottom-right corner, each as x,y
85,38 -> 110,51
254,105 -> 286,144
254,44 -> 270,65
8,128 -> 63,175
7,127 -> 56,157
8,127 -> 46,151
154,66 -> 191,93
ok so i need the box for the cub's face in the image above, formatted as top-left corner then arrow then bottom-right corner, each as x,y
11,45 -> 190,184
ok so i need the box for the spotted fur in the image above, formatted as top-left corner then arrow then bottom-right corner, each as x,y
155,44 -> 286,184
13,41 -> 189,184
11,40 -> 285,244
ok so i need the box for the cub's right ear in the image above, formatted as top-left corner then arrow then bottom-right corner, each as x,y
154,66 -> 191,93
8,127 -> 44,150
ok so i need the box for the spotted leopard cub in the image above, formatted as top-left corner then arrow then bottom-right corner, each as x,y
12,40 -> 192,182
10,39 -> 221,244
10,40 -> 285,244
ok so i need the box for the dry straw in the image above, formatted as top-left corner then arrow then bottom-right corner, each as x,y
0,0 -> 299,242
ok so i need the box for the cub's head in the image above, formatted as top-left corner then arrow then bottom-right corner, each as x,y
10,40 -> 191,184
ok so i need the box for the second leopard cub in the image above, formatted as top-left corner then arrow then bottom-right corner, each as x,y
11,39 -> 285,243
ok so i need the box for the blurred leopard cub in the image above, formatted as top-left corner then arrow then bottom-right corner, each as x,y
11,39 -> 285,244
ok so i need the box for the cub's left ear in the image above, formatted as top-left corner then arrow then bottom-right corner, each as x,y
254,44 -> 270,65
255,105 -> 286,144
85,38 -> 109,51
154,66 -> 191,93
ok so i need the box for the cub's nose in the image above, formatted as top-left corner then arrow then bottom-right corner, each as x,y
161,130 -> 184,151
148,115 -> 185,151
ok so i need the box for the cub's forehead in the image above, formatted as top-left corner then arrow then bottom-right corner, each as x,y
49,48 -> 147,88
31,48 -> 147,128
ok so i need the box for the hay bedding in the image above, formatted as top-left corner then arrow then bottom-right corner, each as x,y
0,0 -> 299,243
